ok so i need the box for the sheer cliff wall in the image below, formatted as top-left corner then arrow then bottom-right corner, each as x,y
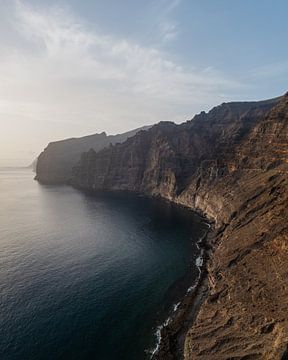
35,126 -> 150,184
71,95 -> 288,359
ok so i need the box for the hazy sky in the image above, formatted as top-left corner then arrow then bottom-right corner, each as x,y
0,0 -> 287,166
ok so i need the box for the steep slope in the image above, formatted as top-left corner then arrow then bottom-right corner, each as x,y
35,126 -> 150,184
181,95 -> 288,360
71,94 -> 288,359
71,97 -> 279,203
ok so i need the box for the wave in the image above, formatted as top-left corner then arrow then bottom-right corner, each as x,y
148,221 -> 210,358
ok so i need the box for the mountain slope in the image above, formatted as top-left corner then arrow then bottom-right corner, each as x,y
71,97 -> 279,203
181,95 -> 288,359
71,94 -> 288,359
35,126 -> 150,184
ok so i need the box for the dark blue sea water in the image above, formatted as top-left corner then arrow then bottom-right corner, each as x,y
0,168 -> 207,360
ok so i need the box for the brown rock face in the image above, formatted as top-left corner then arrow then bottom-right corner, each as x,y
71,94 -> 288,359
35,126 -> 151,184
183,96 -> 288,360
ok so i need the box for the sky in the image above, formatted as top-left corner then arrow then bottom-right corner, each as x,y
0,0 -> 287,166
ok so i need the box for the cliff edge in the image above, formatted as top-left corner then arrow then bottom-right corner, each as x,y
71,93 -> 288,359
35,126 -> 150,184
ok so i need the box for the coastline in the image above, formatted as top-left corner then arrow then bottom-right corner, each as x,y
66,187 -> 216,360
150,218 -> 214,360
35,93 -> 288,359
50,183 -> 214,359
38,161 -> 288,359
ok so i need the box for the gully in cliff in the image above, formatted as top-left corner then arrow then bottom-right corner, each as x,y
67,93 -> 288,359
150,220 -> 213,359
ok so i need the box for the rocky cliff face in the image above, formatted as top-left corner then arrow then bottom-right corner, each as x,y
71,94 -> 288,359
72,97 -> 281,206
35,126 -> 150,184
181,96 -> 288,360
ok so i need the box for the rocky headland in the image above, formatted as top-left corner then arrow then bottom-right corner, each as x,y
35,126 -> 150,184
37,93 -> 288,359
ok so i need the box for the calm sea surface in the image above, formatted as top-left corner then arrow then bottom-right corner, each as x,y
0,168 -> 207,360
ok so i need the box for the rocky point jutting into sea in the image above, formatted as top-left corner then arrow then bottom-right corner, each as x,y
36,93 -> 288,359
35,125 -> 151,184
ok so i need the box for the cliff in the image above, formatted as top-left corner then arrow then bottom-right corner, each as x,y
35,126 -> 150,184
71,93 -> 288,359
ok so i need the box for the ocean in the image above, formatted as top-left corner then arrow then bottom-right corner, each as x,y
0,168 -> 207,360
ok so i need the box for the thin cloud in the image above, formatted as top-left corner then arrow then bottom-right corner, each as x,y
0,0 -> 244,165
4,0 -> 242,102
150,0 -> 181,42
251,61 -> 288,79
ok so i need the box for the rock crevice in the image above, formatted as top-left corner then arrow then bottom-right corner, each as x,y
47,94 -> 288,359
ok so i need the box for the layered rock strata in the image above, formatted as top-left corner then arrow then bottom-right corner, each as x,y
35,126 -> 150,184
71,94 -> 287,359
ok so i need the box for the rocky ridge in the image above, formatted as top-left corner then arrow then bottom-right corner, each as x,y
35,126 -> 150,184
70,94 -> 288,359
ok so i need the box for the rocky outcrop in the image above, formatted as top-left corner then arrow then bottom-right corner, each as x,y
182,96 -> 288,359
72,98 -> 279,200
35,126 -> 150,184
71,93 -> 288,359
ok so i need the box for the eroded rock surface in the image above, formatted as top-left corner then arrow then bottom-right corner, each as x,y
35,126 -> 150,184
71,94 -> 288,359
184,96 -> 288,360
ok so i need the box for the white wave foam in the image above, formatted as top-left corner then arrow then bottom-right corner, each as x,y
149,220 -> 211,358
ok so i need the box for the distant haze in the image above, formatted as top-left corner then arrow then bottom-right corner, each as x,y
0,0 -> 287,166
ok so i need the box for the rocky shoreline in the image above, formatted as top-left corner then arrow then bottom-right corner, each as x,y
37,93 -> 288,359
151,221 -> 213,360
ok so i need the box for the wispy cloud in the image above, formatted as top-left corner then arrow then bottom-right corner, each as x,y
251,61 -> 288,79
159,21 -> 178,42
3,0 -> 241,101
0,0 -> 243,165
150,0 -> 181,42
